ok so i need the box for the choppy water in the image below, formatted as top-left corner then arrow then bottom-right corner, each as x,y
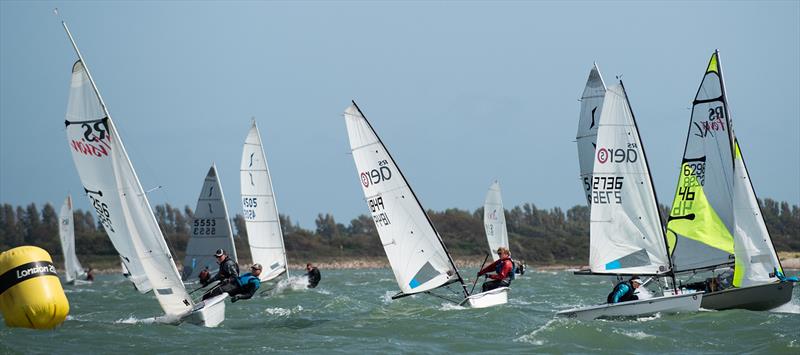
1,268 -> 798,354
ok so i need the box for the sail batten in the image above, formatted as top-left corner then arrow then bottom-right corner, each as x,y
240,121 -> 289,282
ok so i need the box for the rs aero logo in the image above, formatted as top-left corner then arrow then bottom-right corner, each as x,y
361,166 -> 392,188
597,143 -> 638,164
70,120 -> 112,158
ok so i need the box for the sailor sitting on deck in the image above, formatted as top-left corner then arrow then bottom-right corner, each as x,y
201,249 -> 240,301
477,247 -> 515,292
230,263 -> 262,303
607,276 -> 642,304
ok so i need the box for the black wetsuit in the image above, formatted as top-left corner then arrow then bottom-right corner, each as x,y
202,257 -> 240,300
306,267 -> 321,288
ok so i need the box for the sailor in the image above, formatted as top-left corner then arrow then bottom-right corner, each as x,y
85,268 -> 94,282
477,247 -> 515,292
305,263 -> 321,288
607,276 -> 642,303
201,249 -> 240,300
230,264 -> 262,303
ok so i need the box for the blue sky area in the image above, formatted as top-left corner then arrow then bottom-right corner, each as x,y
1,1 -> 798,228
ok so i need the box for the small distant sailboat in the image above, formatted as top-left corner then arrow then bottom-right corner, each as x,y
240,120 -> 290,282
61,22 -> 225,327
344,101 -> 508,308
58,194 -> 89,284
558,81 -> 702,320
483,181 -> 509,261
666,50 -> 794,310
182,164 -> 237,282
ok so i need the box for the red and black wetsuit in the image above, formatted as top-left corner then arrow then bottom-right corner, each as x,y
478,257 -> 513,292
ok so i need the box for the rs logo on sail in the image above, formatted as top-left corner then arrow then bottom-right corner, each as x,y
596,143 -> 638,164
361,161 -> 392,187
693,106 -> 726,138
70,120 -> 112,157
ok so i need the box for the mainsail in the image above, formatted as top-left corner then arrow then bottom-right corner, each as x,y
240,120 -> 289,282
344,102 -> 466,297
666,51 -> 735,272
483,181 -> 509,261
576,63 -> 607,207
182,164 -> 237,281
668,51 -> 781,286
58,195 -> 85,282
588,83 -> 671,276
63,23 -> 193,319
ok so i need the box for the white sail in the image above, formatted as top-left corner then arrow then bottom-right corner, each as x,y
483,181 -> 509,261
576,64 -> 607,207
666,51 -> 735,272
344,102 -> 462,296
731,141 -> 781,286
58,195 -> 85,282
240,120 -> 288,281
64,43 -> 192,318
588,83 -> 670,275
182,164 -> 237,281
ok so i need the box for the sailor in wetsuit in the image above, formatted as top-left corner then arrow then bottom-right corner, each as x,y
202,249 -> 240,300
477,247 -> 515,292
607,276 -> 642,303
230,263 -> 262,303
305,263 -> 321,288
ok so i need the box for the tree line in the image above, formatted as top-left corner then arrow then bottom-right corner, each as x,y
1,198 -> 798,266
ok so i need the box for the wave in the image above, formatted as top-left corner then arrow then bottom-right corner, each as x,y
612,330 -> 655,339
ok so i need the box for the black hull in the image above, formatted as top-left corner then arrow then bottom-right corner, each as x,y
701,281 -> 794,311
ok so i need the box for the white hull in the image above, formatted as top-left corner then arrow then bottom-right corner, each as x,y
460,287 -> 509,308
556,292 -> 703,320
183,293 -> 227,327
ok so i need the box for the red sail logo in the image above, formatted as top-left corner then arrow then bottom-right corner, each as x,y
70,121 -> 112,157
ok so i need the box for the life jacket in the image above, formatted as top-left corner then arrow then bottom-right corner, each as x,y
238,273 -> 260,290
495,258 -> 516,282
606,281 -> 636,303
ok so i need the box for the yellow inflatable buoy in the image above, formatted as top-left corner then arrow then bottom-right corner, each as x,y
0,246 -> 69,329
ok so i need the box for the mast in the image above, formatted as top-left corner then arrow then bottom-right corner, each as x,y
618,81 -> 677,290
350,100 -> 469,297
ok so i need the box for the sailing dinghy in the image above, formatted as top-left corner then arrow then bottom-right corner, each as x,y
483,181 -> 509,261
240,120 -> 290,282
558,81 -> 702,320
344,101 -> 508,308
182,164 -> 237,282
666,50 -> 794,310
61,22 -> 225,327
59,194 -> 89,285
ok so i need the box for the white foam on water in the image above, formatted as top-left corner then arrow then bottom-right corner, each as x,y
438,302 -> 466,311
264,307 -> 291,317
515,318 -> 561,345
633,312 -> 661,322
265,275 -> 310,295
613,329 -> 655,339
769,301 -> 800,314
114,316 -> 156,324
381,291 -> 396,304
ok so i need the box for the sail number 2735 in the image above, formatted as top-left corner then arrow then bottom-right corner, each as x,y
242,197 -> 257,220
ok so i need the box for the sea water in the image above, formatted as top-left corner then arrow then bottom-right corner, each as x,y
1,268 -> 798,353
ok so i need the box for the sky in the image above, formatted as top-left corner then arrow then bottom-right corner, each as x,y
1,1 -> 798,229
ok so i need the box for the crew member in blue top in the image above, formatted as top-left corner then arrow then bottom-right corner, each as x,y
607,276 -> 642,303
230,263 -> 262,303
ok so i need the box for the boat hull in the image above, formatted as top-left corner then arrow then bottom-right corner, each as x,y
700,281 -> 794,311
183,293 -> 227,327
556,292 -> 703,320
460,287 -> 509,308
